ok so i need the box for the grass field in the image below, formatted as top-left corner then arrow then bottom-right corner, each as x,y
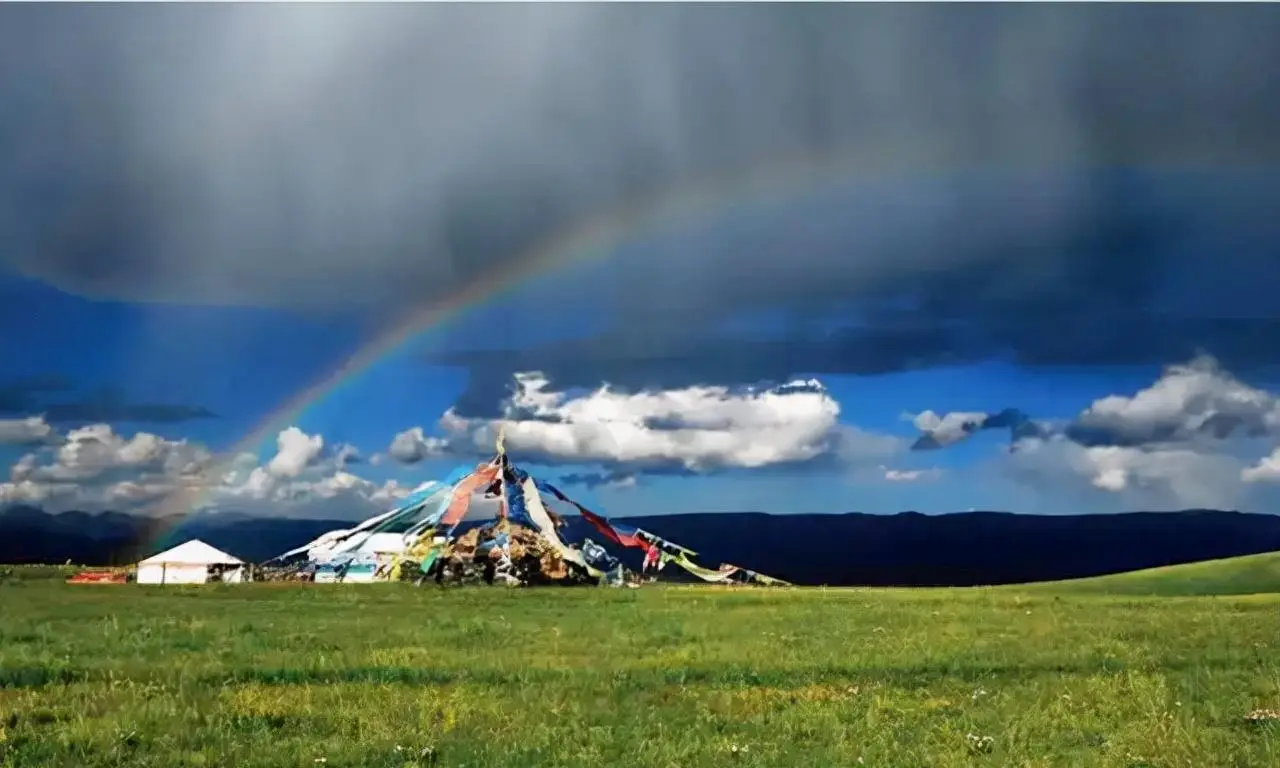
1030,551 -> 1280,597
2,559 -> 1279,767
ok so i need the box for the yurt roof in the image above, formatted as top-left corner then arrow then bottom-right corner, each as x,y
138,539 -> 244,566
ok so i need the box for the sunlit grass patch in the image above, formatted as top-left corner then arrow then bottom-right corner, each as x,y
2,580 -> 1279,766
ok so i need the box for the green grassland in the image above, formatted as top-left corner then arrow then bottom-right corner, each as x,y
2,557 -> 1279,768
1030,551 -> 1280,597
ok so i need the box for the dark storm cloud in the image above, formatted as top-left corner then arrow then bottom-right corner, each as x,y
0,378 -> 215,424
438,323 -> 987,417
438,306 -> 1280,419
3,4 -> 1280,393
1,5 -> 1278,308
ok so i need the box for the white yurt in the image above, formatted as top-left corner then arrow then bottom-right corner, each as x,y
135,539 -> 246,585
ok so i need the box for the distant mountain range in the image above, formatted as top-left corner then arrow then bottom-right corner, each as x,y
4,504 -> 1280,587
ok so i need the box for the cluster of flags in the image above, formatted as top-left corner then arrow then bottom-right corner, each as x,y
273,430 -> 788,587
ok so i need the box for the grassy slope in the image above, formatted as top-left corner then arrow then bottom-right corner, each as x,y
1029,550 -> 1280,597
2,582 -> 1279,767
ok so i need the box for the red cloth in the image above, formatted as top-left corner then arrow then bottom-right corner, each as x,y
642,543 -> 660,571
439,464 -> 500,528
542,481 -> 649,549
577,503 -> 647,548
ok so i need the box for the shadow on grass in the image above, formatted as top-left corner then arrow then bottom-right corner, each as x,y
226,712 -> 326,735
1,653 -> 1259,692
0,665 -> 90,689
197,655 -> 1264,690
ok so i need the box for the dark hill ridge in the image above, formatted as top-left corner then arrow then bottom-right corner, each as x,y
3,505 -> 1280,586
588,510 -> 1280,587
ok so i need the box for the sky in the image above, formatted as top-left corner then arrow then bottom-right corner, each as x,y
3,4 -> 1280,521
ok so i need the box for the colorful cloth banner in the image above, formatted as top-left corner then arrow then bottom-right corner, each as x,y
519,477 -> 601,577
384,465 -> 475,537
538,480 -> 652,549
580,538 -> 619,572
502,476 -> 536,529
398,487 -> 456,543
669,552 -> 740,582
634,528 -> 697,557
440,463 -> 501,530
642,542 -> 661,572
739,568 -> 790,586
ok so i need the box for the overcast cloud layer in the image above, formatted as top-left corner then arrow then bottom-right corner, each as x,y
5,6 -> 1280,408
2,6 -> 1277,324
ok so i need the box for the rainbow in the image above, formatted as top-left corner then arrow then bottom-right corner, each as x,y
141,141 -> 1106,547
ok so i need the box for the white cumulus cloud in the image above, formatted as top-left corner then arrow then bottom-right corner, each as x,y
265,426 -> 324,478
904,356 -> 1280,510
912,356 -> 1280,452
0,424 -> 427,518
213,427 -> 423,516
410,372 -> 900,473
882,467 -> 943,483
387,426 -> 448,464
910,410 -> 987,448
0,416 -> 58,446
1242,448 -> 1280,484
30,423 -> 211,484
0,423 -> 213,512
1070,355 -> 1280,446
1006,435 -> 1248,511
